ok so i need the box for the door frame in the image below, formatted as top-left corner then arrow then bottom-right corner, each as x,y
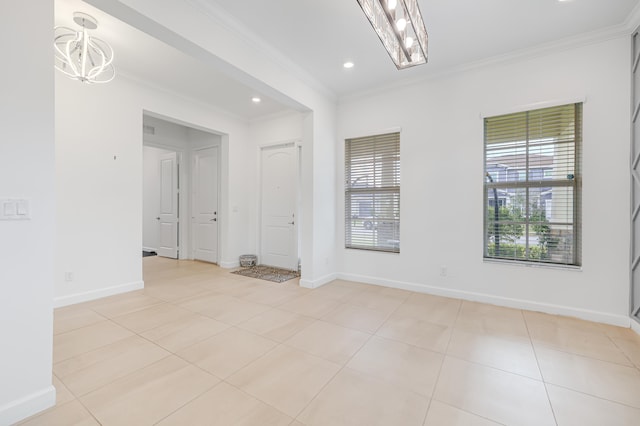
258,140 -> 301,270
191,144 -> 222,264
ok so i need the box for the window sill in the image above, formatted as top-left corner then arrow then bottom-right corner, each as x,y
483,257 -> 582,271
345,246 -> 400,254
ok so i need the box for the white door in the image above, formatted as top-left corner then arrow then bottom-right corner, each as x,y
261,144 -> 298,270
157,152 -> 179,258
192,147 -> 219,263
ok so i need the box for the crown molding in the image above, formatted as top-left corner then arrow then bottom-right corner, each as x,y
339,22 -> 631,105
249,109 -> 306,125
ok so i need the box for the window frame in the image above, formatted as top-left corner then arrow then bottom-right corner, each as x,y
345,132 -> 400,253
483,103 -> 582,267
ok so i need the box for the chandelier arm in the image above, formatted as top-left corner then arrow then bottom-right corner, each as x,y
80,28 -> 89,79
95,66 -> 116,84
89,37 -> 114,67
54,33 -> 76,60
86,44 -> 107,80
86,45 -> 98,69
64,36 -> 81,78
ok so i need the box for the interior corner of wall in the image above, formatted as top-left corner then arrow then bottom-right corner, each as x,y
299,272 -> 336,289
219,260 -> 240,269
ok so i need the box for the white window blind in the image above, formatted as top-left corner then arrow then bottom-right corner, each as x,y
484,103 -> 582,266
345,132 -> 400,253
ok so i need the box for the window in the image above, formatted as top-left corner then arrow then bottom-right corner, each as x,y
345,132 -> 400,252
484,103 -> 582,266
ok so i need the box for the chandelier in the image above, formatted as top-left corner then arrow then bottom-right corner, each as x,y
357,0 -> 428,70
54,12 -> 115,84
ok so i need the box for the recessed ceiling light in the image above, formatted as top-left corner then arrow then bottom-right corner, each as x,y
251,97 -> 261,103
343,61 -> 354,69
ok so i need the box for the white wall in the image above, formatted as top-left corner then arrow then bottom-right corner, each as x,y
337,37 -> 632,326
142,145 -> 173,251
249,112 -> 304,144
0,2 -> 56,423
55,73 -> 253,306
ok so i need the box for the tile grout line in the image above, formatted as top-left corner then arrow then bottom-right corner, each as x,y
170,325 -> 281,379
522,309 -> 560,426
148,372 -> 220,425
221,377 -> 298,422
53,317 -> 136,365
289,330 -> 377,421
526,320 -> 640,410
56,311 -> 214,422
539,381 -> 640,411
420,298 -> 464,425
532,340 -> 640,368
606,334 -> 640,372
68,393 -> 104,425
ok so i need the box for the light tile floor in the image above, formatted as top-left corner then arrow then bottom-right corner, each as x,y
19,256 -> 640,425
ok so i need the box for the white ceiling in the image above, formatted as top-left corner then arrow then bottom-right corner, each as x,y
199,0 -> 640,96
57,0 -> 640,118
55,0 -> 292,120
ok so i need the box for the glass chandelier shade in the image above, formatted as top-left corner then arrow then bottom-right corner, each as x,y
357,0 -> 428,70
54,12 -> 115,84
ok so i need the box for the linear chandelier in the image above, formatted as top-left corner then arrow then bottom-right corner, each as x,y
357,0 -> 428,70
54,12 -> 115,84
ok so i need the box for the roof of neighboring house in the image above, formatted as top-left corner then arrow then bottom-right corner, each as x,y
486,154 -> 553,169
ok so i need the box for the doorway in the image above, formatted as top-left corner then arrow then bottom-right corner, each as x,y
142,114 -> 222,263
143,145 -> 180,259
260,143 -> 299,270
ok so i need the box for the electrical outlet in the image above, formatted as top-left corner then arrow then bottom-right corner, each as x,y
440,265 -> 447,277
64,272 -> 74,282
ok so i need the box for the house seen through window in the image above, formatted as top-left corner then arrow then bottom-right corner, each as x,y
484,103 -> 582,266
345,132 -> 400,253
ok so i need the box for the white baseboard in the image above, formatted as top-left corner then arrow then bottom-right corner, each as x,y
336,272 -> 630,328
300,273 -> 338,289
142,246 -> 157,252
54,280 -> 144,308
219,260 -> 240,269
0,385 -> 55,425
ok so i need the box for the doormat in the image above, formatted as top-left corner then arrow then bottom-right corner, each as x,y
232,265 -> 300,283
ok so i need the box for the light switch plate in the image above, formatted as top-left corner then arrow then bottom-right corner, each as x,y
0,199 -> 30,220
3,201 -> 16,216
